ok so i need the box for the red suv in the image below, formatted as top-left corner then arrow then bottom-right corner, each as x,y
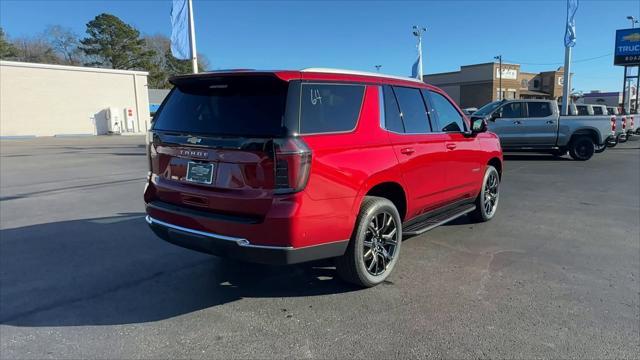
144,68 -> 503,287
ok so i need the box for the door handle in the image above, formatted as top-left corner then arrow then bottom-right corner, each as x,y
446,143 -> 457,150
400,147 -> 415,155
513,120 -> 522,125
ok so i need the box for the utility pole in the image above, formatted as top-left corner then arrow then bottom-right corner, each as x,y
412,26 -> 426,80
494,55 -> 502,100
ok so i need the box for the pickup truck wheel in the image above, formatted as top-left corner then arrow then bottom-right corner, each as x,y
335,196 -> 402,288
469,165 -> 500,222
569,136 -> 595,161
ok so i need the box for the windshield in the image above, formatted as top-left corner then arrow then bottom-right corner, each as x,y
152,76 -> 289,137
473,101 -> 503,116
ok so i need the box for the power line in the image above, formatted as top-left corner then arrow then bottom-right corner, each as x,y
504,53 -> 613,66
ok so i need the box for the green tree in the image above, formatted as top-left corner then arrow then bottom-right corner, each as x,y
0,27 -> 18,59
79,13 -> 153,70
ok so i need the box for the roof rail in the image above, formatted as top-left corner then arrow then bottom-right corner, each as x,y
301,67 -> 424,83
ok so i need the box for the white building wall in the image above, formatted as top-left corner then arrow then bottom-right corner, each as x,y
0,61 -> 150,137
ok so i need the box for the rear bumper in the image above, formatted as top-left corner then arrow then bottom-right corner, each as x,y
146,215 -> 348,265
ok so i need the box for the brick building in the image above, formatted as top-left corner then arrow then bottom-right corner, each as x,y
423,62 -> 565,109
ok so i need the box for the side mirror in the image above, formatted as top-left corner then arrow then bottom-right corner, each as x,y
490,111 -> 501,121
471,118 -> 488,134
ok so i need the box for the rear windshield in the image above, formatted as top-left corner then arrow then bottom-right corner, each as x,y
153,76 -> 288,137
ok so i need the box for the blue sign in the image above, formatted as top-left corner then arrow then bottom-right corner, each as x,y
614,28 -> 640,66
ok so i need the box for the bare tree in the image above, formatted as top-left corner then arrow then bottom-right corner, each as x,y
12,35 -> 62,64
44,25 -> 82,65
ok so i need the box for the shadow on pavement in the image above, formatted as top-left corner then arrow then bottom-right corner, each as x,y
0,214 -> 355,327
503,153 -> 571,161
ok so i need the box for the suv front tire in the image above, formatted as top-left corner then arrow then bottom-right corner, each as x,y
469,165 -> 500,222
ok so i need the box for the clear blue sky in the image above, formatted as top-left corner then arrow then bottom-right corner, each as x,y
1,0 -> 639,92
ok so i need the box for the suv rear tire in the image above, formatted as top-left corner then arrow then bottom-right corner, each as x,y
569,136 -> 595,161
469,165 -> 500,222
335,196 -> 402,287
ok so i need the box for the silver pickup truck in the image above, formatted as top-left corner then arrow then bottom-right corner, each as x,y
471,99 -> 614,161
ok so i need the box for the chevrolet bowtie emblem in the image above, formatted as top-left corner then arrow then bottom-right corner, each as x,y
187,136 -> 202,144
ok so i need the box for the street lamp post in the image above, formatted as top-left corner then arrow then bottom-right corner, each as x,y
623,16 -> 639,114
412,26 -> 426,79
375,65 -> 382,73
494,55 -> 503,100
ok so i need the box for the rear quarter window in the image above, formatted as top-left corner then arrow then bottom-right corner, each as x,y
300,83 -> 365,134
593,107 -> 604,115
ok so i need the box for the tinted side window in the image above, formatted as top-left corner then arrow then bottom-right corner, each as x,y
429,91 -> 465,132
383,85 -> 405,132
300,84 -> 364,134
527,102 -> 553,117
500,102 -> 524,118
393,86 -> 430,133
593,106 -> 604,115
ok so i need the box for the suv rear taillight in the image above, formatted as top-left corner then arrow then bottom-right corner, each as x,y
622,117 -> 627,130
631,116 -> 635,129
146,130 -> 153,174
611,117 -> 616,134
273,138 -> 311,194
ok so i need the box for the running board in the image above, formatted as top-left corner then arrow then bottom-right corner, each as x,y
402,204 -> 476,236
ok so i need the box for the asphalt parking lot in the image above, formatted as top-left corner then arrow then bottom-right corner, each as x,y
1,135 -> 638,359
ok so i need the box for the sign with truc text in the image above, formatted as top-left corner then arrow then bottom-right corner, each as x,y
615,28 -> 640,66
